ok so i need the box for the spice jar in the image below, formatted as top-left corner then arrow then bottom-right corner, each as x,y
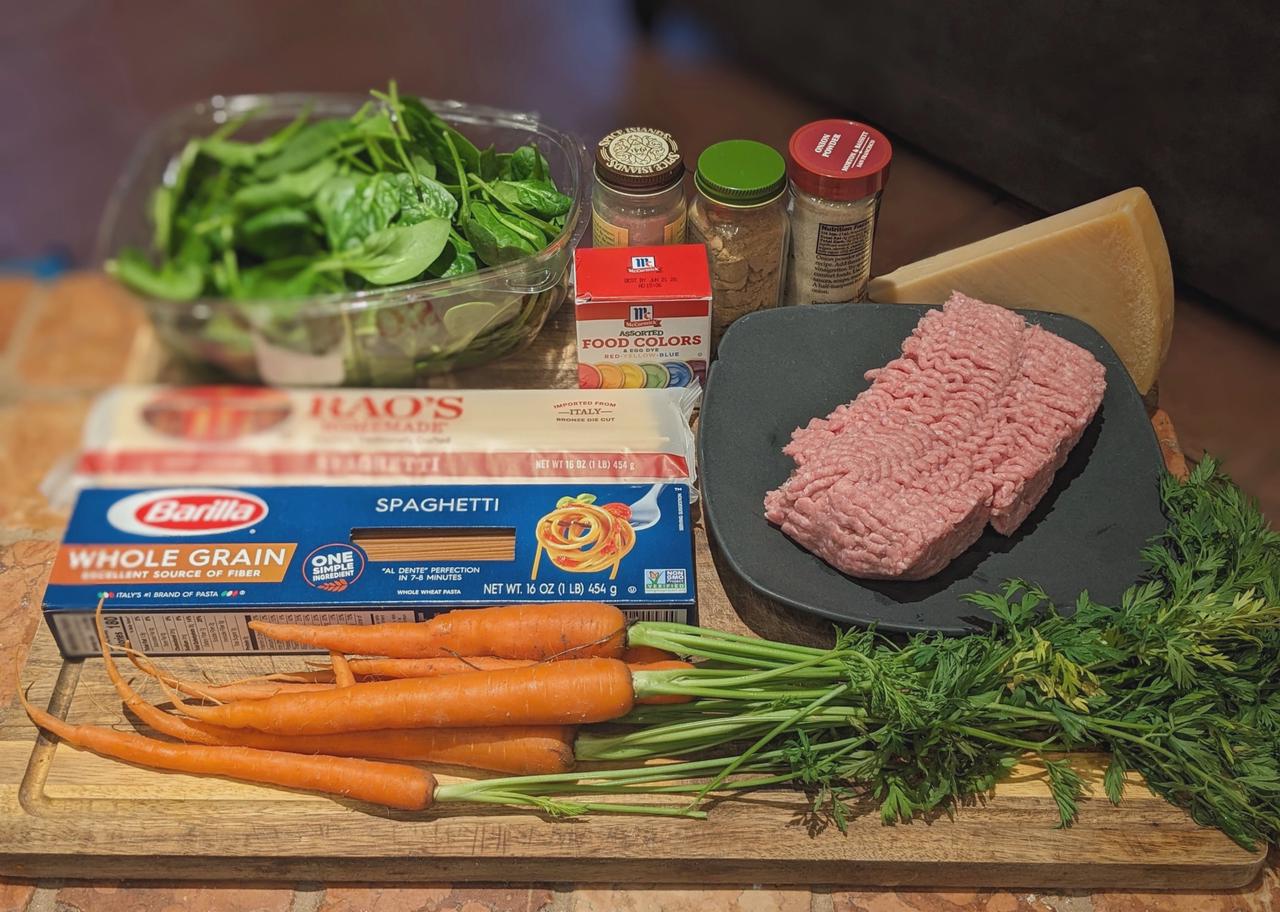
592,127 -> 687,247
687,139 -> 789,350
785,119 -> 892,304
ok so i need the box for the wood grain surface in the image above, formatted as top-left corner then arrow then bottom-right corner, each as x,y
0,311 -> 1262,889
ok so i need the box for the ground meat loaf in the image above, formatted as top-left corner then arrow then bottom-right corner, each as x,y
764,293 -> 1106,580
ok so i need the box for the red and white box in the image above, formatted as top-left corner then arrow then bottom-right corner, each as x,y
572,244 -> 711,390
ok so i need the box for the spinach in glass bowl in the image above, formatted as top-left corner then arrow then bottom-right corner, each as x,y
98,83 -> 589,384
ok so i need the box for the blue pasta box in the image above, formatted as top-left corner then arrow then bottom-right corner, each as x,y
43,483 -> 696,657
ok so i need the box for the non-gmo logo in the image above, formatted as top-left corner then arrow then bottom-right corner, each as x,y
106,488 -> 269,537
628,255 -> 658,272
644,568 -> 688,594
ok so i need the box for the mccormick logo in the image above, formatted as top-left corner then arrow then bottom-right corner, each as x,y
628,255 -> 659,273
106,488 -> 269,537
624,304 -> 660,328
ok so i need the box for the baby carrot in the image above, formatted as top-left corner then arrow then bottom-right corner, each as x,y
249,602 -> 626,660
172,657 -> 636,735
20,690 -> 435,810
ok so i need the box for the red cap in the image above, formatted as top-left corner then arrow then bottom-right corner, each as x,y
787,119 -> 892,201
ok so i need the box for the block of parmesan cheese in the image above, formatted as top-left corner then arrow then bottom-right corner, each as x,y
868,188 -> 1173,393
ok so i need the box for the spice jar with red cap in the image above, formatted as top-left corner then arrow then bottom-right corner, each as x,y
785,119 -> 893,304
592,127 -> 687,247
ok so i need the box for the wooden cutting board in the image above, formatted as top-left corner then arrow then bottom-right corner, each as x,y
0,308 -> 1263,888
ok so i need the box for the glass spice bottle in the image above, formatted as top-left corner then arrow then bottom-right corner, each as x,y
687,139 -> 790,351
785,119 -> 893,304
592,127 -> 687,247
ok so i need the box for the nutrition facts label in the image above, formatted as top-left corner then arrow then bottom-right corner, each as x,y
810,215 -> 875,296
52,609 -> 417,657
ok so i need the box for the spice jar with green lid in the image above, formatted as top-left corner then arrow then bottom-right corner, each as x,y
592,127 -> 687,248
687,139 -> 790,350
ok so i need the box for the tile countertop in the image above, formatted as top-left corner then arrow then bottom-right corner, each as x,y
0,274 -> 1276,912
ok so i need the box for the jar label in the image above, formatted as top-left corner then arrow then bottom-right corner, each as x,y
663,211 -> 687,245
592,211 -> 630,248
791,211 -> 875,303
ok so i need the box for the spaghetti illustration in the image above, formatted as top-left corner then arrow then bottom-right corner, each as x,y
531,494 -> 636,580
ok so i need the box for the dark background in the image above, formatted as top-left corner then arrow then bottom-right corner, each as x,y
0,0 -> 1276,515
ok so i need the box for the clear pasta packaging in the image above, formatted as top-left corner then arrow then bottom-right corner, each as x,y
43,384 -> 701,508
42,482 -> 696,657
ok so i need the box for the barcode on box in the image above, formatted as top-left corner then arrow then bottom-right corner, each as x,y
621,607 -> 688,624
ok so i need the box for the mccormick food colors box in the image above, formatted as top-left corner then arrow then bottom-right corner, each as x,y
573,244 -> 711,390
43,483 -> 696,657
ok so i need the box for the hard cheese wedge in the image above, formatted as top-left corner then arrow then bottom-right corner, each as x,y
868,188 -> 1173,393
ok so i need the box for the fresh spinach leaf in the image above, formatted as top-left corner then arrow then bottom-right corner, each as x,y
197,108 -> 313,169
239,206 -> 320,259
487,204 -> 546,247
107,246 -> 206,301
254,118 -> 351,179
326,218 -> 451,285
478,145 -> 500,181
426,234 -> 478,278
152,138 -> 205,253
235,261 -> 330,300
508,145 -> 551,183
315,173 -> 401,251
231,158 -> 336,211
199,137 -> 266,168
399,97 -> 480,181
487,179 -> 572,218
353,111 -> 397,140
394,172 -> 458,223
410,152 -> 437,181
463,201 -> 537,266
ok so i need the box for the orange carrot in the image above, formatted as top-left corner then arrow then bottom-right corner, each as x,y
330,652 -> 356,687
125,655 -> 337,703
622,645 -> 679,664
102,622 -> 575,775
248,602 -> 626,660
171,658 -> 635,735
129,676 -> 576,773
260,669 -> 340,684
20,690 -> 435,810
347,656 -> 534,678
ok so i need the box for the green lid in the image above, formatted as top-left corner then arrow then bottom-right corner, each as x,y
694,139 -> 787,206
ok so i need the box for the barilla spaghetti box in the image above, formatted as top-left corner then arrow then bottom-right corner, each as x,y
43,483 -> 695,657
573,244 -> 711,390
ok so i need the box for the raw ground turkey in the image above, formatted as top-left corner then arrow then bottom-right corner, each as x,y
764,293 -> 1106,580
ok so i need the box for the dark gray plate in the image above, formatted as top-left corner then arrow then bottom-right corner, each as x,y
699,303 -> 1167,635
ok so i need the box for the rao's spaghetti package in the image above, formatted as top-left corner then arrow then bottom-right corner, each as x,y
44,385 -> 700,507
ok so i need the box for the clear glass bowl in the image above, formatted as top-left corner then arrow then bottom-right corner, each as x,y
95,93 -> 589,385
